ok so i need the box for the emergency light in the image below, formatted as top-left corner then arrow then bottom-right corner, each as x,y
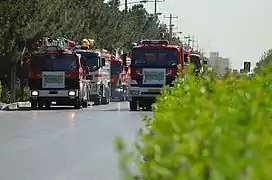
111,55 -> 116,60
189,53 -> 200,57
141,40 -> 169,46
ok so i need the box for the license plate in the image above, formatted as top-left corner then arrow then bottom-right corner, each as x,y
148,89 -> 160,93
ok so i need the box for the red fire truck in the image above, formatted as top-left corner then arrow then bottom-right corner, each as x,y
27,37 -> 90,109
122,40 -> 187,111
110,54 -> 131,101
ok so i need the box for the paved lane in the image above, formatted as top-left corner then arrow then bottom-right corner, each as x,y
0,102 -> 152,180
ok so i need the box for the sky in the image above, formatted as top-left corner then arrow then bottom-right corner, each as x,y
120,0 -> 272,69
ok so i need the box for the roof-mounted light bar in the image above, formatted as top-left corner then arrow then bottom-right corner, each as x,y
189,53 -> 200,57
140,40 -> 169,46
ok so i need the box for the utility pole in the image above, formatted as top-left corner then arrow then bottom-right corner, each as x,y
154,0 -> 157,15
125,0 -> 128,13
196,40 -> 199,51
164,13 -> 178,43
184,34 -> 192,47
191,36 -> 195,49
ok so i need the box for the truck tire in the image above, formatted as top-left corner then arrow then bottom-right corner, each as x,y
74,100 -> 81,109
37,101 -> 43,109
45,102 -> 51,109
101,97 -> 109,105
93,97 -> 101,105
129,100 -> 137,111
146,104 -> 152,111
82,101 -> 88,108
30,100 -> 37,109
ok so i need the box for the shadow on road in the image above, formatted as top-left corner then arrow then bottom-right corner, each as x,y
102,108 -> 152,112
102,108 -> 129,112
9,106 -> 80,111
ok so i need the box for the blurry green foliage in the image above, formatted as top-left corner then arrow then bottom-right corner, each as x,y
255,49 -> 272,73
115,61 -> 272,179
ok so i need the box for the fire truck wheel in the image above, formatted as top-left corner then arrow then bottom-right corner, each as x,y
74,100 -> 81,109
30,100 -> 37,109
37,102 -> 43,109
101,97 -> 109,105
82,101 -> 88,108
45,102 -> 51,109
93,97 -> 101,105
129,100 -> 137,111
146,104 -> 152,111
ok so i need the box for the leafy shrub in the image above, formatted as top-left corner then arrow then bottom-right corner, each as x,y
16,86 -> 29,102
115,62 -> 272,180
0,84 -> 29,103
0,85 -> 10,103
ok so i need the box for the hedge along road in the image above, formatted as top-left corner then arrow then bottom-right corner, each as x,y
0,102 -> 149,180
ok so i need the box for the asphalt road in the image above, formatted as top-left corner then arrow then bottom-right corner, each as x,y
0,102 -> 151,180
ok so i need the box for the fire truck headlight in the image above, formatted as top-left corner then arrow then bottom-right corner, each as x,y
31,91 -> 39,96
68,91 -> 76,96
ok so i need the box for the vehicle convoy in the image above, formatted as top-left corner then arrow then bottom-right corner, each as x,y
110,54 -> 131,101
123,39 -> 188,111
27,37 -> 90,109
73,39 -> 111,105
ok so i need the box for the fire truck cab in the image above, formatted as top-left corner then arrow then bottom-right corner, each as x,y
123,40 -> 185,111
28,37 -> 89,109
73,41 -> 111,105
185,48 -> 207,73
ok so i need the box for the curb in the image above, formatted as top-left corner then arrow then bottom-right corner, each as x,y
1,101 -> 31,111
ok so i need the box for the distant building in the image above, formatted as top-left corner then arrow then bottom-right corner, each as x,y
208,52 -> 230,75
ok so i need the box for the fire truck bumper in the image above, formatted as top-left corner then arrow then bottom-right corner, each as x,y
29,89 -> 79,104
127,87 -> 164,101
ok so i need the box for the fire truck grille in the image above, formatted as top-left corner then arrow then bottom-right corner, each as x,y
131,77 -> 175,87
28,78 -> 80,90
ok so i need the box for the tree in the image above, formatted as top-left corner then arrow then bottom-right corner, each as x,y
0,0 -> 183,81
254,49 -> 272,73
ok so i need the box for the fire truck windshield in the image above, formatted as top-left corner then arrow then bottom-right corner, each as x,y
111,61 -> 122,74
131,48 -> 178,67
30,54 -> 77,71
77,52 -> 100,72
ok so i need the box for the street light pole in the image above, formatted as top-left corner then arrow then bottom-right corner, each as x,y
164,13 -> 178,42
184,35 -> 192,47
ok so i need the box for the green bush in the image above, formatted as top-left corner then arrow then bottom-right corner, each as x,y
0,85 -> 10,103
16,86 -> 29,102
0,84 -> 29,103
115,62 -> 272,180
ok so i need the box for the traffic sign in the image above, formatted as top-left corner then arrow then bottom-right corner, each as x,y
244,61 -> 251,72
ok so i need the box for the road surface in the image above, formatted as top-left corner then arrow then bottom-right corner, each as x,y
0,102 -> 151,180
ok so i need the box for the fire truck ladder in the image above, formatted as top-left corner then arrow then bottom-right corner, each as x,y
36,37 -> 75,52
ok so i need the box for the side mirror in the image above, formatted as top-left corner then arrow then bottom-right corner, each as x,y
83,65 -> 89,76
101,58 -> 105,66
122,53 -> 127,66
183,53 -> 188,63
